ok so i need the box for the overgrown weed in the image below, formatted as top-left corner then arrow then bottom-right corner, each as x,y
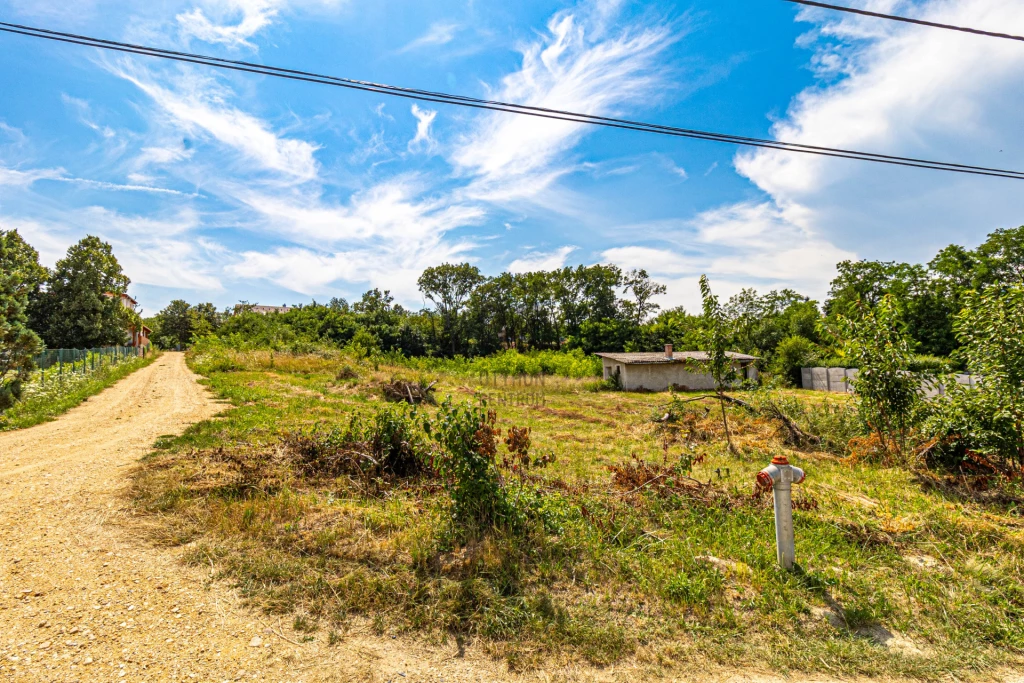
126,346 -> 1024,677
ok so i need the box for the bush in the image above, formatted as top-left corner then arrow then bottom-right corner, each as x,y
925,285 -> 1024,472
824,295 -> 922,460
769,335 -> 820,387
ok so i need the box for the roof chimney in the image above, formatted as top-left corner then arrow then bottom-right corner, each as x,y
665,344 -> 674,359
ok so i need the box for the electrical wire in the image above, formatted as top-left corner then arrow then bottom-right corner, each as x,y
1,20 -> 1022,180
781,0 -> 1024,43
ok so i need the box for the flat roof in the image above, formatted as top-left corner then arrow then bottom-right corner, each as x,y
595,351 -> 758,365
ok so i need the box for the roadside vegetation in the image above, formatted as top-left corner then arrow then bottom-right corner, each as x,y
1,227 -> 153,425
0,349 -> 157,431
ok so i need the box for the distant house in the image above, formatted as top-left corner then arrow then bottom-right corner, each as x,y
595,345 -> 758,391
236,304 -> 296,315
104,292 -> 151,347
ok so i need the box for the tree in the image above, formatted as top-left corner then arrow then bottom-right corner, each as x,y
189,302 -> 221,338
38,236 -> 131,349
154,300 -> 193,348
417,263 -> 484,356
769,335 -> 820,387
826,295 -> 921,459
0,234 -> 43,410
622,268 -> 666,327
974,226 -> 1024,289
697,275 -> 738,455
0,229 -> 49,337
826,259 -> 957,357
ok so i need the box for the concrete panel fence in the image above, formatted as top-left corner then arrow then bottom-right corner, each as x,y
801,367 -> 978,396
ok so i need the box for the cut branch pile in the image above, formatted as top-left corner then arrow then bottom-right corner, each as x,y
381,378 -> 437,405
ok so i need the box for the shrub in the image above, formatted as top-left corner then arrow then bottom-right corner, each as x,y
925,285 -> 1024,472
428,398 -> 547,533
825,295 -> 922,460
769,335 -> 820,387
430,399 -> 515,531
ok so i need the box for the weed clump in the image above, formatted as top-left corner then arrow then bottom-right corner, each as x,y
424,398 -> 556,536
335,364 -> 359,381
284,404 -> 431,482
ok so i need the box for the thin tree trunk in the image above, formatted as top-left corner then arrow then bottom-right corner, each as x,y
719,389 -> 737,455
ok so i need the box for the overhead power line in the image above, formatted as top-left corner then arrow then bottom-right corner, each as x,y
0,20 -> 1022,180
782,0 -> 1024,43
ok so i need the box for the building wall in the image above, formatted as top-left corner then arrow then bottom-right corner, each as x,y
602,358 -> 752,391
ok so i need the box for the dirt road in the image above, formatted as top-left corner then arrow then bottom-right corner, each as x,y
0,353 -> 537,683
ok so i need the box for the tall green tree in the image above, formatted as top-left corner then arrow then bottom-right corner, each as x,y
0,229 -> 49,336
39,236 -> 131,349
0,233 -> 44,410
153,300 -> 194,348
418,263 -> 485,356
622,268 -> 667,327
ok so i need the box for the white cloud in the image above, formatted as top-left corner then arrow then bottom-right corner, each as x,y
137,145 -> 194,166
176,0 -> 346,49
0,164 -> 189,196
407,105 -> 438,154
61,94 -> 117,139
398,21 -> 461,53
3,208 -> 222,293
225,176 -> 485,300
451,10 -> 674,202
508,245 -> 578,273
0,166 -> 64,187
734,0 -> 1024,260
114,64 -> 319,182
602,201 -> 856,310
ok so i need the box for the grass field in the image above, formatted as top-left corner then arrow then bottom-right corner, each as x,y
130,348 -> 1024,679
0,349 -> 158,431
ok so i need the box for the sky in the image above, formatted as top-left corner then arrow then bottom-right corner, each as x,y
0,0 -> 1022,317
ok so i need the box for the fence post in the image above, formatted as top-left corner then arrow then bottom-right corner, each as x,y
58,349 -> 63,382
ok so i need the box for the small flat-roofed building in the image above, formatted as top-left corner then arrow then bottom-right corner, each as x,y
595,345 -> 758,391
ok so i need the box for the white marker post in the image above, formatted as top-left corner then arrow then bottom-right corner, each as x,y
757,454 -> 805,570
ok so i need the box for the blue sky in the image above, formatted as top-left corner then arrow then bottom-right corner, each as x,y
1,0 -> 1022,316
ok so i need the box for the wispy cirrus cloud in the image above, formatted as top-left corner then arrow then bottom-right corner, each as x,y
397,21 -> 461,53
451,9 -> 675,202
113,63 -> 320,182
176,0 -> 347,49
407,105 -> 437,154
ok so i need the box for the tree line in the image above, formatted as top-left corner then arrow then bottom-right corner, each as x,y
149,224 -> 1022,376
3,222 -> 1023,404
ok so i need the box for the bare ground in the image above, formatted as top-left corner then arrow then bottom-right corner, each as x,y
0,353 -> 1018,683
